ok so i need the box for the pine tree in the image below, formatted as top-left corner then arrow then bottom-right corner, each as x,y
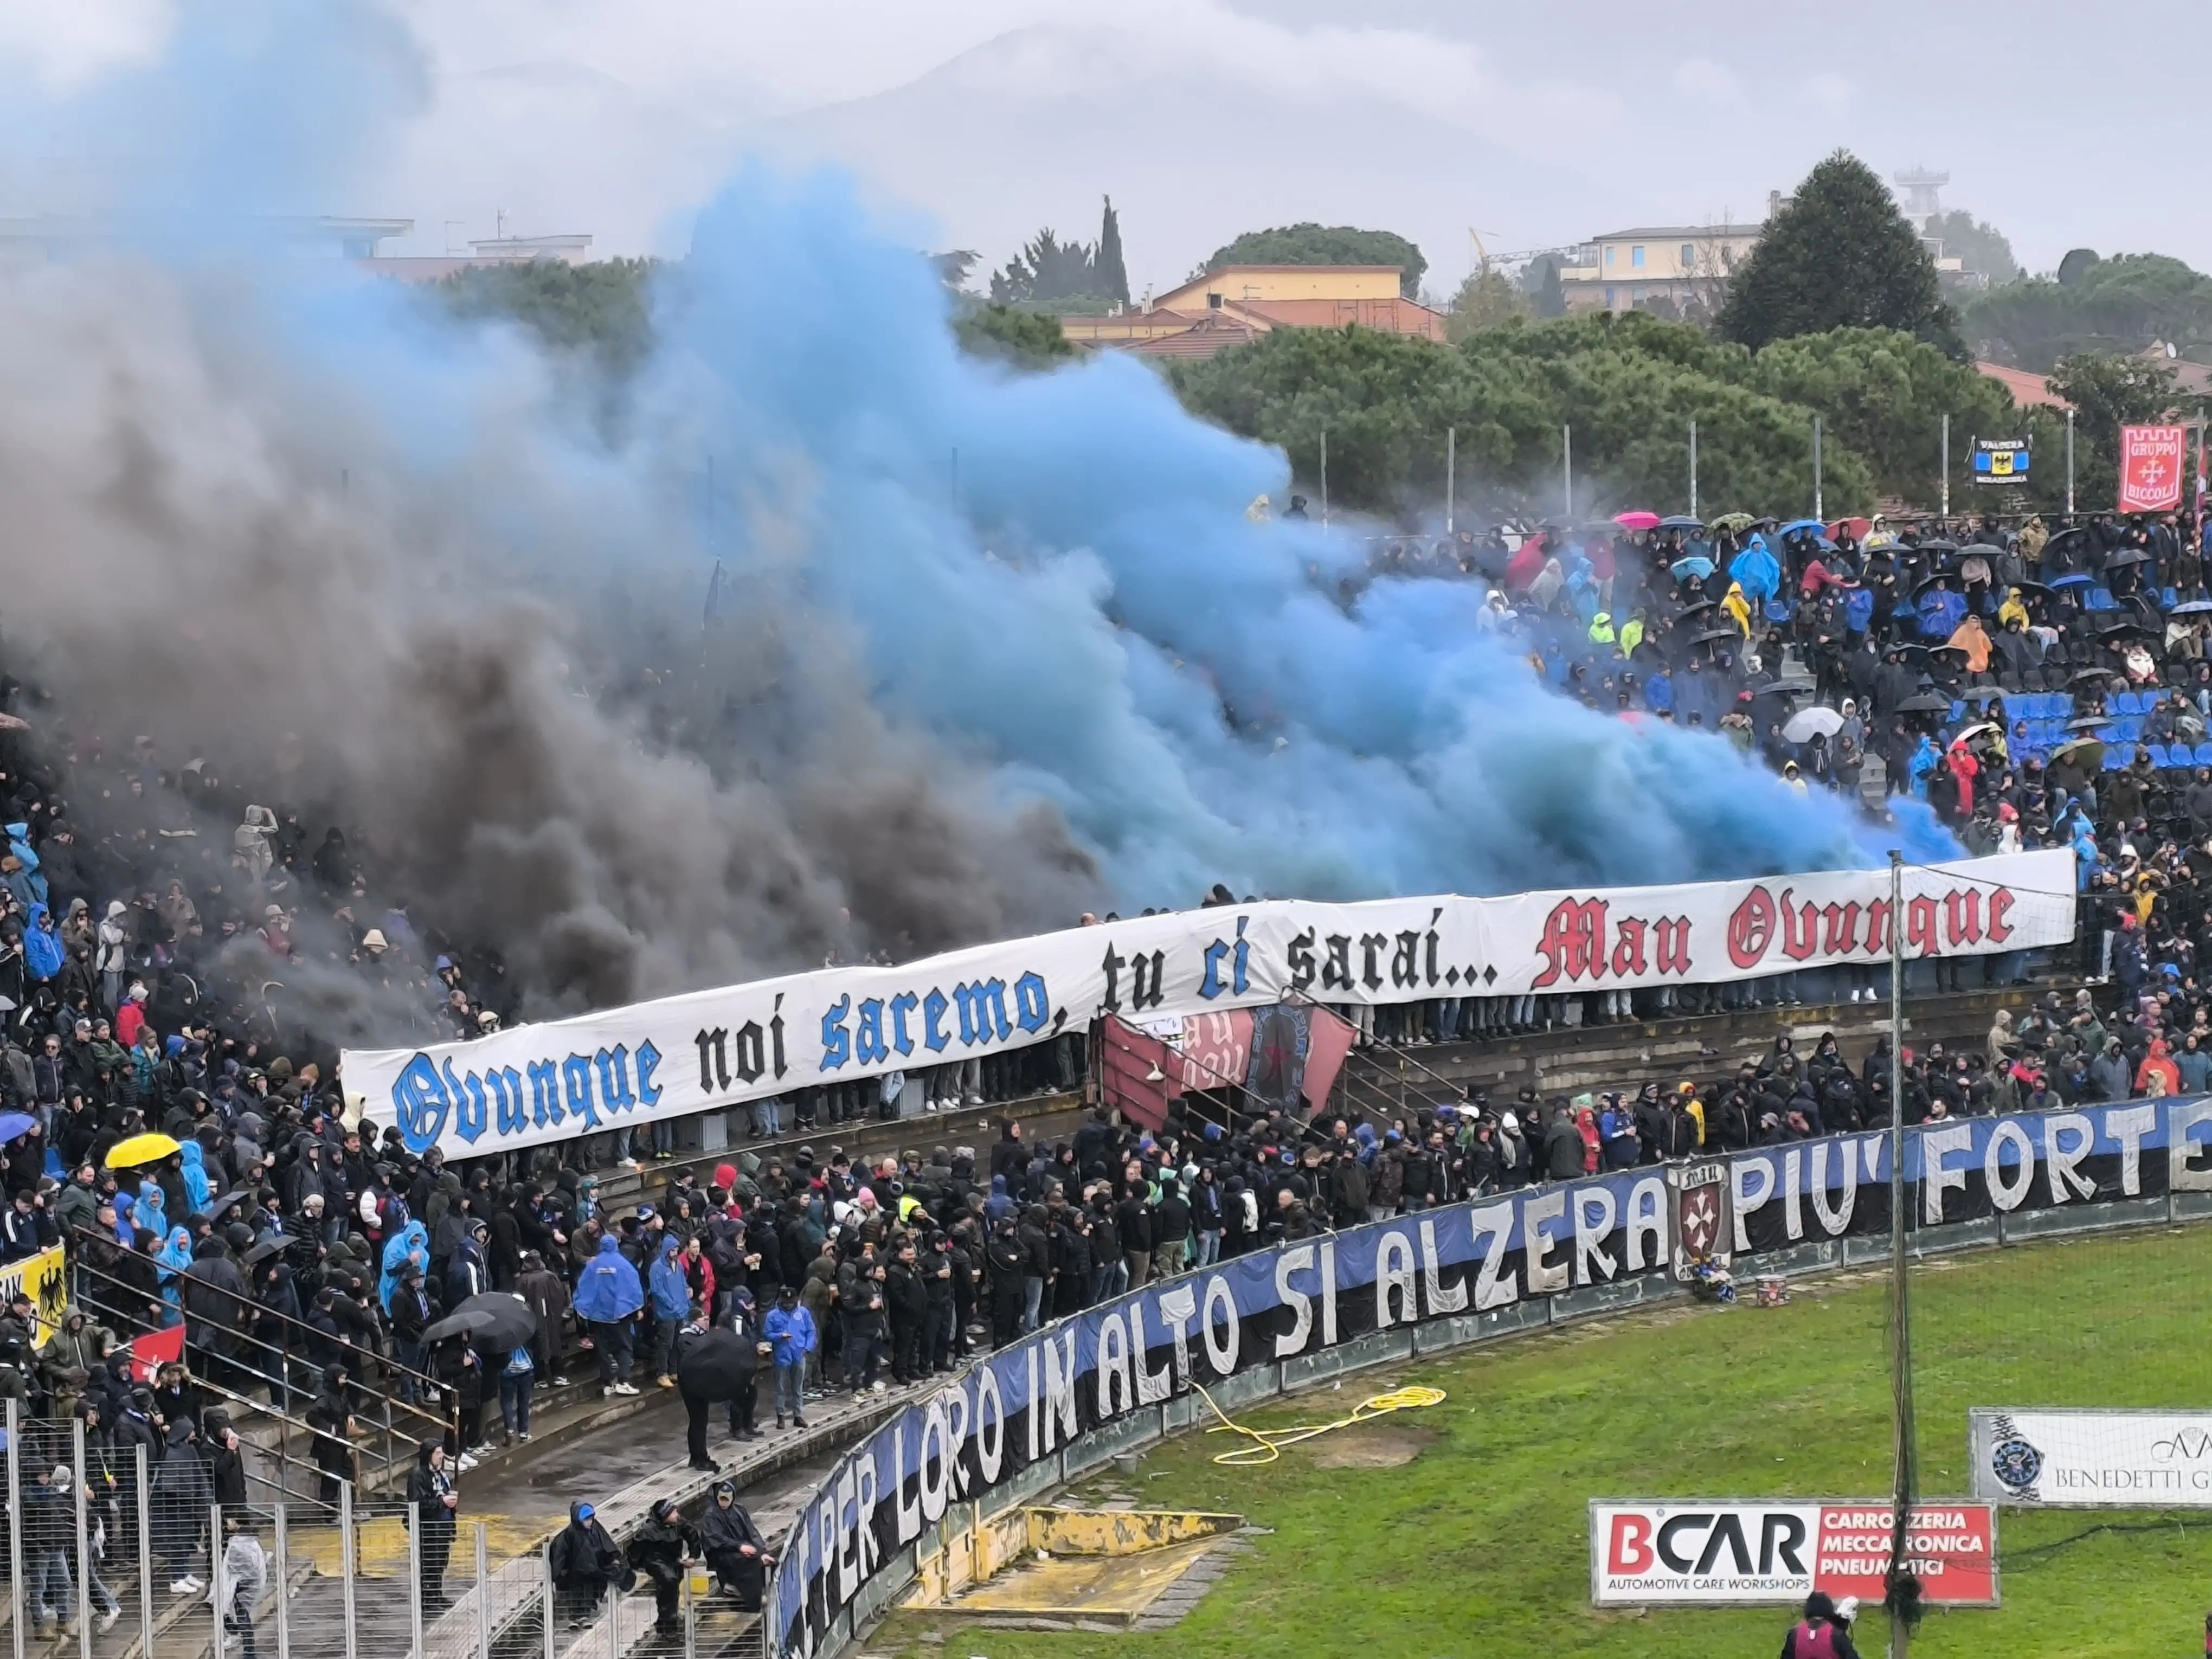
1097,196 -> 1130,310
1717,152 -> 1961,356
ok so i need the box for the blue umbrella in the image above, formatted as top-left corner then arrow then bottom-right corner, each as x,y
1671,556 -> 1715,581
2172,600 -> 2212,614
2050,572 -> 2093,588
0,1113 -> 37,1143
1778,519 -> 1826,537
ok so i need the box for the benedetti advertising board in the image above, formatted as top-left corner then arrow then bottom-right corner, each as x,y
1589,1501 -> 1999,1606
1971,1410 -> 2212,1507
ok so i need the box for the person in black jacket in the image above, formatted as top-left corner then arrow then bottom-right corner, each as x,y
1153,1179 -> 1192,1274
1115,1187 -> 1153,1289
546,1500 -> 622,1628
404,1440 -> 457,1611
204,1410 -> 249,1525
983,1219 -> 1025,1349
626,1497 -> 700,1634
883,1243 -> 927,1384
699,1480 -> 772,1610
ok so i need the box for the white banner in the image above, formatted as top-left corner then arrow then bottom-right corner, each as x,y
340,851 -> 2074,1160
1971,1409 -> 2212,1507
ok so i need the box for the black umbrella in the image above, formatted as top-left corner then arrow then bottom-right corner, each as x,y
1658,515 -> 1705,531
2011,580 -> 2056,597
2044,526 -> 2092,554
2100,620 -> 2155,641
198,1190 -> 252,1220
1916,538 -> 1960,555
2105,547 -> 2151,568
1962,686 -> 2005,703
675,1327 -> 761,1402
241,1237 -> 290,1269
1960,543 -> 2005,561
2070,666 -> 2117,684
423,1292 -> 537,1350
1675,596 -> 1718,617
1895,693 -> 1953,713
1691,627 -> 1740,646
2067,715 -> 2114,731
1912,573 -> 1957,594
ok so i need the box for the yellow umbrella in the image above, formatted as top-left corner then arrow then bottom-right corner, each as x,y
105,1131 -> 183,1169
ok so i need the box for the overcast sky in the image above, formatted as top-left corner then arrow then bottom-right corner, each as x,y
7,0 -> 2207,292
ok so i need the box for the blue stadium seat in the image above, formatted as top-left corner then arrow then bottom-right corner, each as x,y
2113,690 -> 2143,716
2055,693 -> 2076,717
2165,587 -> 2179,607
2102,743 -> 2132,770
2088,587 -> 2117,610
2117,716 -> 2145,742
2168,746 -> 2197,770
2147,743 -> 2171,768
1948,700 -> 1967,723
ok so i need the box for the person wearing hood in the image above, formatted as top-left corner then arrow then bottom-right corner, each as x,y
628,1496 -> 702,1634
548,1499 -> 623,1628
94,901 -> 131,1010
763,1283 -> 815,1430
1780,1590 -> 1861,1658
217,1514 -> 267,1659
40,1304 -> 115,1418
404,1439 -> 458,1610
648,1234 -> 691,1387
573,1234 -> 645,1397
379,1219 -> 430,1315
2137,1034 -> 2181,1097
151,1418 -> 213,1594
700,1479 -> 773,1610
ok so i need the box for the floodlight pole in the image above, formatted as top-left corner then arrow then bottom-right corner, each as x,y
1562,425 -> 1574,520
1940,413 -> 1951,523
1689,420 -> 1699,520
1445,426 -> 1456,535
1812,415 -> 1824,523
2066,409 -> 2076,515
1887,849 -> 1917,1659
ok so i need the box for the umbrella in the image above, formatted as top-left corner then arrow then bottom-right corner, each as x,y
1953,721 -> 2000,745
1691,627 -> 1741,646
1961,686 -> 2005,703
1782,706 -> 1845,743
1708,512 -> 1756,533
1929,644 -> 1970,661
1912,573 -> 1958,594
2069,666 -> 2115,684
2066,715 -> 2114,731
1778,519 -> 1826,537
2010,580 -> 2055,598
1960,543 -> 2005,561
2172,600 -> 2212,615
241,1237 -> 291,1268
2104,548 -> 2150,569
1917,538 -> 1960,555
2049,572 -> 2094,589
1614,511 -> 1661,531
1670,556 -> 1715,580
106,1132 -> 182,1169
675,1327 -> 762,1402
425,1292 -> 538,1351
0,1113 -> 36,1143
198,1190 -> 253,1219
1675,596 -> 1718,617
1895,692 -> 1953,714
1658,515 -> 1705,531
2052,737 -> 2106,767
2099,620 -> 2154,641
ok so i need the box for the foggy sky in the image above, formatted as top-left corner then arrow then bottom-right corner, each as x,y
4,1 -> 2201,293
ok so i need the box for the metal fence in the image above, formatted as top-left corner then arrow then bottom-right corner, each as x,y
0,1402 -> 771,1659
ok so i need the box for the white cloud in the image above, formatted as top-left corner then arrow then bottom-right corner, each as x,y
0,0 -> 167,91
1804,71 -> 1851,110
1671,57 -> 1741,98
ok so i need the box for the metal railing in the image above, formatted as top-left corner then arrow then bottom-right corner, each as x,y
0,1398 -> 770,1659
63,1231 -> 453,1510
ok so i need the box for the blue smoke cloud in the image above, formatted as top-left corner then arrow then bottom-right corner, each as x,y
1,0 -> 1952,998
650,165 -> 1953,905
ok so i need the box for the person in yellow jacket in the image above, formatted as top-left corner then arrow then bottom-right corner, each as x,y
1618,607 -> 1647,657
1721,581 -> 1751,637
1587,611 -> 1616,648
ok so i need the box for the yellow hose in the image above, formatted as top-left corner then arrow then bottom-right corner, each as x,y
1191,1379 -> 1446,1467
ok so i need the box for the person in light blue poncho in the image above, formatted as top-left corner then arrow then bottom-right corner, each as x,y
573,1236 -> 643,1397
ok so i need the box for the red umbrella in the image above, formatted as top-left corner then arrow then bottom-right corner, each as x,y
1503,533 -> 1545,590
1613,511 -> 1661,532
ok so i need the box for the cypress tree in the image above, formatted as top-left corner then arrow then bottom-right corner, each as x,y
1098,196 -> 1130,309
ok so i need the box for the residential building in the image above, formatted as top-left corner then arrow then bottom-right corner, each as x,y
1060,265 -> 1445,359
1557,223 -> 1764,316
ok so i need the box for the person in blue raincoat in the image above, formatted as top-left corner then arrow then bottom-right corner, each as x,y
1843,583 -> 1875,636
1907,734 -> 1941,799
380,1220 -> 429,1312
21,903 -> 62,982
572,1236 -> 644,1397
1917,581 -> 1966,640
1,825 -> 44,912
156,1226 -> 194,1321
1729,535 -> 1780,605
178,1142 -> 213,1217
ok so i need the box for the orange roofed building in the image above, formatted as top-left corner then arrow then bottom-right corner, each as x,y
1060,265 -> 1446,360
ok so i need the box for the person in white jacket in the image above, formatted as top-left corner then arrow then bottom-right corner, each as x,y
217,1517 -> 267,1659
